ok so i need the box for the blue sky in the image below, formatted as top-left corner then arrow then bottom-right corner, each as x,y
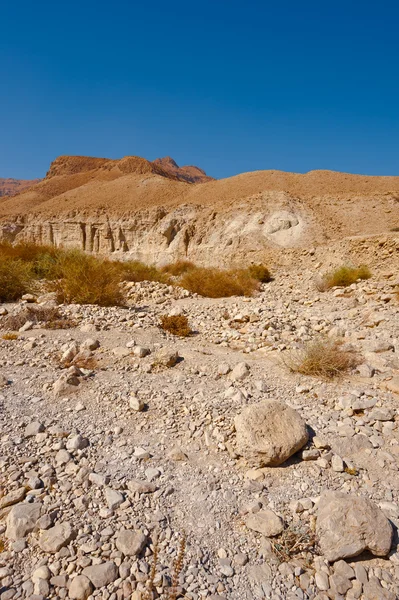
1,0 -> 398,179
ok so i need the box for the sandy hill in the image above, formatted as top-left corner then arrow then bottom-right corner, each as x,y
0,154 -> 398,268
0,177 -> 42,198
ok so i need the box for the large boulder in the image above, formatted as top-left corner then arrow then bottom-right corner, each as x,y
316,491 -> 393,562
234,400 -> 308,466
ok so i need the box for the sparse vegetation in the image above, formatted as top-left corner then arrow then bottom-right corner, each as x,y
161,260 -> 196,277
178,267 -> 260,298
317,265 -> 371,291
0,305 -> 73,331
50,250 -> 124,306
160,315 -> 192,337
1,332 -> 18,340
247,263 -> 271,283
119,261 -> 170,284
285,337 -> 361,379
0,242 -> 272,304
271,524 -> 319,565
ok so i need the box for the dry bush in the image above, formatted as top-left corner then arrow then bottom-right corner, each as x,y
0,242 -> 62,280
317,265 -> 371,291
271,524 -> 319,564
160,315 -> 192,337
161,261 -> 196,277
285,337 -> 361,379
50,250 -> 124,306
179,267 -> 259,298
1,333 -> 18,341
119,261 -> 170,284
1,305 -> 62,331
247,263 -> 271,283
0,259 -> 34,302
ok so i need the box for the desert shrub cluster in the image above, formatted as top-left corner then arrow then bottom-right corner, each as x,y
317,265 -> 371,291
0,242 -> 273,305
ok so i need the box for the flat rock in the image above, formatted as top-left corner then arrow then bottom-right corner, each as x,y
0,487 -> 26,509
234,400 -> 309,466
82,561 -> 118,588
39,521 -> 76,553
316,491 -> 393,561
115,529 -> 147,556
5,502 -> 41,540
245,509 -> 284,537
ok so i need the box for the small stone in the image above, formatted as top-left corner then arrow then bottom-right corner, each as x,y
115,529 -> 147,556
129,396 -> 145,411
235,400 -> 309,466
25,421 -> 45,437
230,362 -> 250,381
68,575 -> 93,600
133,346 -> 150,358
82,561 -> 118,588
66,434 -> 89,451
104,488 -> 124,510
245,509 -> 284,537
0,487 -> 26,509
331,454 -> 345,472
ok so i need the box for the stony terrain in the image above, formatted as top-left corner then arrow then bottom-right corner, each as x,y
0,263 -> 399,600
0,155 -> 398,266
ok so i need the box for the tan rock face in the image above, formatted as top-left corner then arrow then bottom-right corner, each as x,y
1,154 -> 399,268
316,491 -> 393,562
234,400 -> 309,466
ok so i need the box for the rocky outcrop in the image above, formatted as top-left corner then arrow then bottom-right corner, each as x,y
0,177 -> 41,197
1,154 -> 398,268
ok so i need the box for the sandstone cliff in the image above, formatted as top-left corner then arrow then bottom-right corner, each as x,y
1,155 -> 398,268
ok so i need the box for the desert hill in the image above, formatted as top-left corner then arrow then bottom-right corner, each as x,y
0,154 -> 398,268
0,177 -> 42,198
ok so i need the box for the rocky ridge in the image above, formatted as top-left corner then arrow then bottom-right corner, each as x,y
0,156 -> 398,267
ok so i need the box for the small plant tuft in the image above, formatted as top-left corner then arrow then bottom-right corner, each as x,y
285,337 -> 361,379
247,263 -> 271,283
1,333 -> 18,341
160,315 -> 192,337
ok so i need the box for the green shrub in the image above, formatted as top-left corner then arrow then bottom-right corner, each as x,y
0,259 -> 34,301
179,267 -> 259,298
51,250 -> 124,306
318,265 -> 372,290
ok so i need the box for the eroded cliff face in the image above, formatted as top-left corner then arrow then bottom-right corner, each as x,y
0,193 -> 309,266
1,155 -> 399,269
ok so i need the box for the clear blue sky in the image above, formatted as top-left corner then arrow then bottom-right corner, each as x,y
1,0 -> 398,179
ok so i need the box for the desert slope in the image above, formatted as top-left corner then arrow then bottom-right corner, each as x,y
0,155 -> 398,267
0,177 -> 41,198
